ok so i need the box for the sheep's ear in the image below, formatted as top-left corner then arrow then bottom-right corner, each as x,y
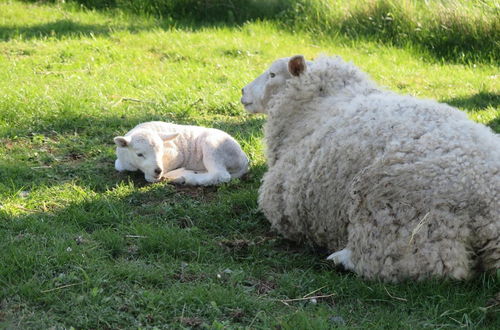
160,132 -> 179,142
288,55 -> 306,77
114,136 -> 131,147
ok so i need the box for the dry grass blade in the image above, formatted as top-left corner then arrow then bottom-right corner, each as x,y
278,293 -> 335,304
41,282 -> 84,293
384,287 -> 407,302
125,235 -> 147,238
408,212 -> 430,245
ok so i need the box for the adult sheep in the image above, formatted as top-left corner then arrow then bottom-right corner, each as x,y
241,55 -> 499,282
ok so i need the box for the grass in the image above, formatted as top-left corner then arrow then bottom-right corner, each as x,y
20,0 -> 500,63
283,0 -> 500,63
1,0 -> 499,328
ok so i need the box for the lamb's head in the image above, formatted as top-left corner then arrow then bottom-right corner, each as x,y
114,129 -> 179,183
241,55 -> 307,114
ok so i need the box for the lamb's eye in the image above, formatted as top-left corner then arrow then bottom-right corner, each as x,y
270,72 -> 276,78
137,153 -> 144,158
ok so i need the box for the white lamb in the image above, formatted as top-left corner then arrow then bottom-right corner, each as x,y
114,121 -> 248,186
241,55 -> 500,282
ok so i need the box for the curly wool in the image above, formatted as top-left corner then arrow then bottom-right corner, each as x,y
260,56 -> 500,282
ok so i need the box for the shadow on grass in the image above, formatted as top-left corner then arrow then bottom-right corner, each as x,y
0,17 -> 240,42
3,3 -> 497,64
0,20 -> 132,41
0,16 -> 243,42
487,117 -> 500,134
332,2 -> 498,64
444,92 -> 500,112
443,92 -> 500,133
1,159 -> 499,328
1,109 -> 499,327
0,110 -> 266,194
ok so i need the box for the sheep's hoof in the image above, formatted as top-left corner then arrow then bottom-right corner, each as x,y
326,249 -> 354,271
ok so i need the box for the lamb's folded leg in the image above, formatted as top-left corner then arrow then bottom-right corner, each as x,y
184,171 -> 231,186
164,168 -> 193,184
326,249 -> 355,271
184,144 -> 231,186
164,167 -> 230,186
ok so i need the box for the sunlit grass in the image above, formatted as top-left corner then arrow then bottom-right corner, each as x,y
0,1 -> 499,328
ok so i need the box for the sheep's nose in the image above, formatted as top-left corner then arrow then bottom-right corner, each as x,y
154,168 -> 162,175
241,88 -> 245,95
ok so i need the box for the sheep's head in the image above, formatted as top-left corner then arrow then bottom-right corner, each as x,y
241,55 -> 307,114
114,129 -> 179,183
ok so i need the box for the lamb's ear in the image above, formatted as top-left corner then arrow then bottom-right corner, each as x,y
114,136 -> 131,147
288,55 -> 306,77
159,132 -> 179,142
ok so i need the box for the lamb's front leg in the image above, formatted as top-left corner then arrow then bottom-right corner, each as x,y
185,171 -> 231,186
164,168 -> 195,184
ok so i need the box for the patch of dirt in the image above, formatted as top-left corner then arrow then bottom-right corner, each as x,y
126,244 -> 139,256
0,300 -> 5,321
74,235 -> 87,245
229,308 -> 245,322
487,292 -> 500,308
176,316 -> 204,327
3,141 -> 14,150
219,239 -> 254,251
177,216 -> 195,228
255,279 -> 277,295
173,184 -> 218,201
231,203 -> 249,216
219,236 -> 274,252
172,271 -> 207,283
243,277 -> 277,296
66,152 -> 84,160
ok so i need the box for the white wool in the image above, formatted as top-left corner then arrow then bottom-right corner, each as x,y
114,121 -> 248,186
242,55 -> 500,282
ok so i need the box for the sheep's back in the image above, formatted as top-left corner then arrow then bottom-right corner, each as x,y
260,91 -> 500,250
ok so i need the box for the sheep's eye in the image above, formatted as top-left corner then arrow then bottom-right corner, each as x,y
137,153 -> 144,158
270,72 -> 276,78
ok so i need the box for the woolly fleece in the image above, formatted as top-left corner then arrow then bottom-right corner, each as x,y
249,55 -> 499,282
114,121 -> 248,185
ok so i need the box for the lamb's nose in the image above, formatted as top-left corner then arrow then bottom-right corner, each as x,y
241,88 -> 245,95
154,168 -> 162,175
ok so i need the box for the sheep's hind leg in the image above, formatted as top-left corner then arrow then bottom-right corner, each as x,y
326,249 -> 355,271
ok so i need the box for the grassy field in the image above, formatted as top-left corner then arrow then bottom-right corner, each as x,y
1,0 -> 499,328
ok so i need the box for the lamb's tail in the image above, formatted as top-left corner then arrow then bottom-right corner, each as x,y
230,155 -> 249,179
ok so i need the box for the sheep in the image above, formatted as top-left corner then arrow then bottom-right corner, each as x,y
241,55 -> 500,282
114,121 -> 248,186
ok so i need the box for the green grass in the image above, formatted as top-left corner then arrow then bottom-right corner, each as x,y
20,0 -> 500,63
283,0 -> 500,64
1,0 -> 499,328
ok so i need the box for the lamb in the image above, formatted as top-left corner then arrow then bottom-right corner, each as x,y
241,55 -> 500,282
114,121 -> 248,186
